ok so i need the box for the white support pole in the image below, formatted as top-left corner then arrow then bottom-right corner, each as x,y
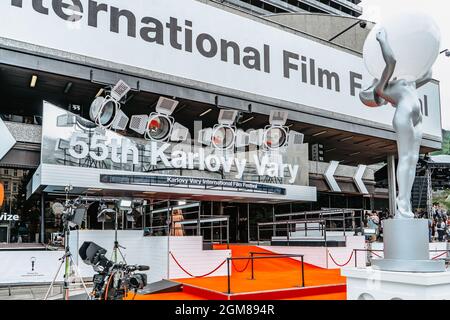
387,155 -> 397,216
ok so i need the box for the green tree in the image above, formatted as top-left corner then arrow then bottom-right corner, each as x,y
432,130 -> 450,155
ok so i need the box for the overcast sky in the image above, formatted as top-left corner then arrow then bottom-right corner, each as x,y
360,0 -> 450,130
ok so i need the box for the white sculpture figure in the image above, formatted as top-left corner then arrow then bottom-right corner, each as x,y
359,28 -> 434,219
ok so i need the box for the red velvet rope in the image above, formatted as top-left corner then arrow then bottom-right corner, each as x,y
169,252 -> 227,278
232,259 -> 251,273
328,251 -> 354,267
432,251 -> 448,260
370,251 -> 383,258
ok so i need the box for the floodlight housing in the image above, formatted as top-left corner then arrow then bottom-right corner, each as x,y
263,125 -> 289,150
126,208 -> 142,222
155,97 -> 179,115
170,122 -> 189,142
211,124 -> 236,150
288,130 -> 304,147
269,110 -> 288,126
129,115 -> 149,135
110,108 -> 129,131
110,80 -> 131,102
63,203 -> 88,228
89,80 -> 131,130
119,199 -> 133,209
144,113 -> 174,142
218,109 -> 239,125
89,96 -> 118,128
97,206 -> 116,223
130,97 -> 183,142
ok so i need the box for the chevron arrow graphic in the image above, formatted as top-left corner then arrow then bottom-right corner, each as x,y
353,165 -> 368,194
324,161 -> 341,192
0,118 -> 16,161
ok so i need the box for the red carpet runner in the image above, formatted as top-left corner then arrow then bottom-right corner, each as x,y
128,245 -> 347,300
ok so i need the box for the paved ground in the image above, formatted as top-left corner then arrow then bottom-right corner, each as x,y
0,284 -> 92,300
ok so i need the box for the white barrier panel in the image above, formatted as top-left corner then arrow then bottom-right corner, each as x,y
168,237 -> 231,279
0,251 -> 63,284
260,236 -> 367,269
70,231 -> 231,283
0,232 -> 228,285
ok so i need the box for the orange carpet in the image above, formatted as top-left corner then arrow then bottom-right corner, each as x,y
128,244 -> 347,300
174,245 -> 345,294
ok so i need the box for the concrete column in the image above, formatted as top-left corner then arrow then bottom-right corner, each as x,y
40,193 -> 45,244
387,155 -> 397,216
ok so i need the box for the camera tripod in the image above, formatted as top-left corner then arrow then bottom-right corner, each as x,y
44,190 -> 91,300
44,224 -> 91,300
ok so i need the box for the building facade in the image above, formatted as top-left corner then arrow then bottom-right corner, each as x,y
0,0 -> 442,245
220,0 -> 362,17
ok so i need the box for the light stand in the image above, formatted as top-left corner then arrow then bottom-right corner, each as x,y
98,203 -> 127,264
112,207 -> 127,264
44,187 -> 91,300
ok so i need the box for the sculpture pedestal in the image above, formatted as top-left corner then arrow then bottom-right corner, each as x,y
372,219 -> 445,272
342,267 -> 450,300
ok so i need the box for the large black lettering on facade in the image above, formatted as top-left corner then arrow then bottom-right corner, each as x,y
283,50 -> 340,92
9,0 -> 383,100
318,68 -> 340,92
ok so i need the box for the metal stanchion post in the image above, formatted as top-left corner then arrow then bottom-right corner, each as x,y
227,258 -> 231,294
251,253 -> 255,280
301,256 -> 305,287
354,249 -> 358,268
287,222 -> 290,246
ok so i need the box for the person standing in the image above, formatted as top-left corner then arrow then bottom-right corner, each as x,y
428,217 -> 434,242
436,217 -> 446,242
367,211 -> 379,242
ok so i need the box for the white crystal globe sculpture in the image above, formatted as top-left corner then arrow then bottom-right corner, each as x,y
363,11 -> 441,82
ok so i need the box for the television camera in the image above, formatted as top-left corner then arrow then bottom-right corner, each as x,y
79,241 -> 149,300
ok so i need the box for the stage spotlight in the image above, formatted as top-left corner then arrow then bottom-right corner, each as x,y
263,126 -> 288,150
63,201 -> 88,228
125,208 -> 142,222
97,203 -> 116,223
119,199 -> 132,210
211,125 -> 236,150
145,97 -> 178,142
89,80 -> 131,130
130,97 -> 186,142
146,113 -> 173,141
206,110 -> 240,151
262,111 -> 290,151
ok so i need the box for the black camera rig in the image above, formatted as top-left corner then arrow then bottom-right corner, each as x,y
79,241 -> 149,300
